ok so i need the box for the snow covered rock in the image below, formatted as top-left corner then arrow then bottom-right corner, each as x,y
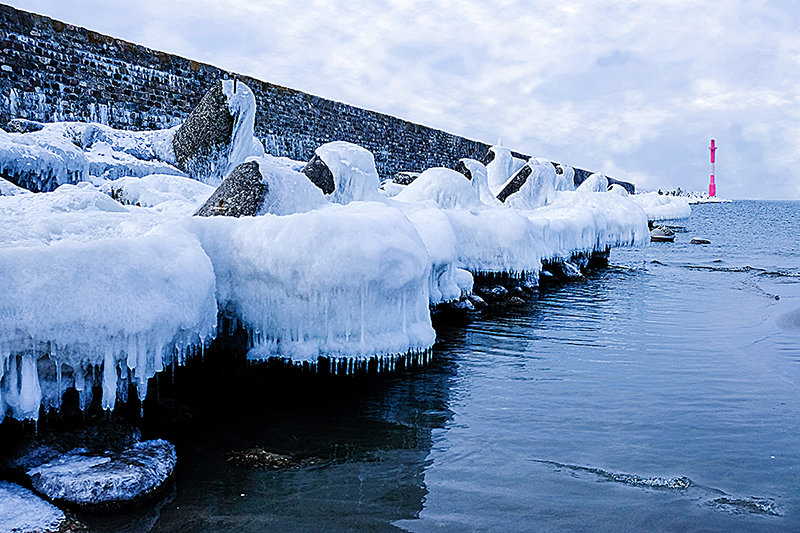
100,173 -> 214,214
172,80 -> 261,185
554,164 -> 575,191
27,439 -> 176,508
196,156 -> 327,217
485,145 -> 525,194
576,172 -> 609,192
0,176 -> 28,196
499,158 -> 557,209
395,167 -> 481,209
303,141 -> 381,204
392,171 -> 419,185
0,481 -> 67,533
456,158 -> 499,206
630,191 -> 692,221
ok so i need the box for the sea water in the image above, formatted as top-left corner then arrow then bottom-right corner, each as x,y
85,200 -> 800,532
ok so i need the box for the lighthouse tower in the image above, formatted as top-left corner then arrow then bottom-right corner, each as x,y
709,139 -> 717,197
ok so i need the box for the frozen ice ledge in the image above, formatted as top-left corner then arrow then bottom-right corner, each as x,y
0,82 -> 651,422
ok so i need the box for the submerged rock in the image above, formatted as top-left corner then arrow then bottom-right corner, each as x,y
650,226 -> 676,242
0,481 -> 69,533
194,160 -> 264,217
27,439 -> 176,508
226,447 -> 320,470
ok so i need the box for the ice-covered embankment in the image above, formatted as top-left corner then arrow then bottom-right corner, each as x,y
629,191 -> 692,222
0,80 -> 650,426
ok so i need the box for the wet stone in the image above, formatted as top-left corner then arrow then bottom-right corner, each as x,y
302,154 -> 335,194
497,164 -> 532,203
690,237 -> 711,244
226,447 -> 321,470
0,481 -> 68,533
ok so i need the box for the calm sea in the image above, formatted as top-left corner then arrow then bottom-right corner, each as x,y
88,200 -> 800,532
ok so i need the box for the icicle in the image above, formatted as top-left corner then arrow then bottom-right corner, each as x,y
101,348 -> 116,411
16,353 -> 42,421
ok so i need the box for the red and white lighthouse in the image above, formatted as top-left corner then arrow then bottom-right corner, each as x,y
708,139 -> 717,197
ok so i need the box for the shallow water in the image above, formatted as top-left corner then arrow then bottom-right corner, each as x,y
89,200 -> 800,532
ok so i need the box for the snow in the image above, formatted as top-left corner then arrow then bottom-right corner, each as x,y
576,172 -> 609,192
0,176 -> 29,196
314,141 -> 381,204
504,158 -> 558,210
0,481 -> 65,533
486,145 -> 516,194
99,173 -> 215,215
394,167 -> 481,209
458,158 -> 500,206
554,164 -> 575,191
630,191 -> 692,221
252,155 -> 327,215
27,439 -> 176,505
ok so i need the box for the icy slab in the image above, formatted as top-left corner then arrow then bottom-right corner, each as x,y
314,141 -> 382,204
189,201 -> 436,362
0,481 -> 66,533
100,173 -> 215,214
27,439 -> 176,506
630,191 -> 692,221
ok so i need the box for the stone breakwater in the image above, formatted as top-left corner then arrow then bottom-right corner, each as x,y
0,3 -> 630,190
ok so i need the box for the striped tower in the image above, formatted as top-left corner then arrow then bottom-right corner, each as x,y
709,139 -> 717,197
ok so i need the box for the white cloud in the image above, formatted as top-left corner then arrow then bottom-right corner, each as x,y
8,0 -> 800,198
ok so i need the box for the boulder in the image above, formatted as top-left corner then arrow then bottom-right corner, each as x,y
302,153 -> 336,194
454,160 -> 473,180
27,439 -> 176,508
650,226 -> 675,242
226,446 -> 320,470
0,481 -> 69,533
690,237 -> 711,244
496,164 -> 532,203
194,160 -> 264,217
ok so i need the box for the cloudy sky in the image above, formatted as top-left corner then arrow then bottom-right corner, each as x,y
9,0 -> 800,199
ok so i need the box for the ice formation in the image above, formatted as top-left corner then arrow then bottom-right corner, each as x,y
220,79 -> 265,181
630,191 -> 692,221
554,164 -> 575,191
0,481 -> 66,532
0,116 -> 652,422
576,172 -> 609,193
314,141 -> 381,204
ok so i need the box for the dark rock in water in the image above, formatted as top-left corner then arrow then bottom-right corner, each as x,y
27,439 -> 176,508
6,118 -> 45,133
172,80 -> 235,180
302,154 -> 336,194
650,226 -> 675,242
690,237 -> 711,244
509,285 -> 531,299
481,148 -> 496,166
497,164 -> 532,203
454,160 -> 473,180
0,481 -> 71,533
468,294 -> 487,309
507,296 -> 526,305
481,285 -> 509,300
391,171 -> 419,185
194,160 -> 264,217
226,447 -> 320,470
445,298 -> 476,312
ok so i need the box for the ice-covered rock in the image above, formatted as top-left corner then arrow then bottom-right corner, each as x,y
576,172 -> 609,192
554,163 -> 575,191
609,183 -> 630,196
392,171 -> 419,185
5,118 -> 45,133
303,141 -> 381,204
196,156 -> 327,217
27,439 -> 176,507
395,167 -> 481,209
630,191 -> 692,221
0,176 -> 28,196
172,80 -> 262,185
456,158 -> 499,206
499,158 -> 558,209
0,481 -> 67,533
484,144 -> 525,194
100,173 -> 215,215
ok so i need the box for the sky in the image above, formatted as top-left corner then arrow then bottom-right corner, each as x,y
8,0 -> 800,199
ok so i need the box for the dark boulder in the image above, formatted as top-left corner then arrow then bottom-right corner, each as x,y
194,160 -> 265,217
481,148 -> 496,166
496,164 -> 532,203
226,446 -> 320,470
690,237 -> 711,244
392,171 -> 420,185
302,154 -> 336,194
172,80 -> 235,181
454,160 -> 472,180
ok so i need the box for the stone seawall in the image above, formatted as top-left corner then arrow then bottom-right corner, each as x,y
0,3 -> 632,190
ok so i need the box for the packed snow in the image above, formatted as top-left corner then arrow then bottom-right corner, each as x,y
0,117 -> 651,421
630,191 -> 692,221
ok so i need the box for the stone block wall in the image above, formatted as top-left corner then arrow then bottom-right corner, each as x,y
0,3 -> 632,190
0,4 -> 525,179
